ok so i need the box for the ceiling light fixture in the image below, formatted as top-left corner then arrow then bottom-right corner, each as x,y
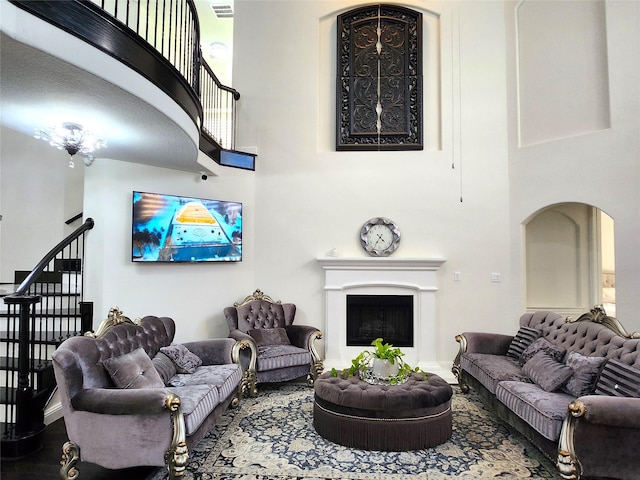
208,42 -> 229,59
34,122 -> 106,168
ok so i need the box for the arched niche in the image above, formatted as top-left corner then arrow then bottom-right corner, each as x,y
524,202 -> 615,317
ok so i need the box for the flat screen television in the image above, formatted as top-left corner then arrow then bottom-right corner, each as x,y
132,191 -> 242,263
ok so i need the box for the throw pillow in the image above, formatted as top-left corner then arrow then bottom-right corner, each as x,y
506,327 -> 541,361
562,351 -> 607,397
160,344 -> 202,374
152,351 -> 178,384
523,351 -> 574,392
248,327 -> 291,347
103,348 -> 164,389
519,337 -> 566,366
594,359 -> 640,397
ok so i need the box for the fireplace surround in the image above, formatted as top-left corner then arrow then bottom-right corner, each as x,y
317,257 -> 452,382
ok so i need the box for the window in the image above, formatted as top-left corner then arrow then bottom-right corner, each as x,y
336,4 -> 423,151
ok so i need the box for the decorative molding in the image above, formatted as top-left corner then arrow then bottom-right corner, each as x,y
317,257 -> 446,271
84,306 -> 137,338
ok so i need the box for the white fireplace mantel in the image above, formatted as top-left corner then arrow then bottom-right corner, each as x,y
317,256 -> 453,382
317,257 -> 447,270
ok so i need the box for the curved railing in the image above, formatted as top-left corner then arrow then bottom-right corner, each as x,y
2,218 -> 95,457
10,0 -> 239,152
14,218 -> 94,296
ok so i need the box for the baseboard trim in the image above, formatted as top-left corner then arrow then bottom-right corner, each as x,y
44,401 -> 63,425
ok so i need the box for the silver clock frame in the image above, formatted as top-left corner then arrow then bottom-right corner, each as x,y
359,217 -> 401,257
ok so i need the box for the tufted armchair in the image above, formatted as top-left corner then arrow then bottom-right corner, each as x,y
223,289 -> 324,395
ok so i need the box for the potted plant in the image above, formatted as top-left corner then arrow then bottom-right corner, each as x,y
331,337 -> 427,385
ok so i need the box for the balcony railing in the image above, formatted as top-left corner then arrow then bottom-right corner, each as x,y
11,0 -> 239,153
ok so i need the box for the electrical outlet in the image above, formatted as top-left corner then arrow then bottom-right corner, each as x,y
454,271 -> 461,281
491,272 -> 501,283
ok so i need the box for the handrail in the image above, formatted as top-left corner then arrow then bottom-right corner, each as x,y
88,0 -> 201,95
65,212 -> 83,225
200,59 -> 240,150
2,217 -> 95,456
15,218 -> 94,296
87,0 -> 240,151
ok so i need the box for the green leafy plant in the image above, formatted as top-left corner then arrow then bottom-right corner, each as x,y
330,337 -> 427,385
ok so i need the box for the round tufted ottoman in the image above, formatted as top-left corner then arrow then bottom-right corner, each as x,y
313,371 -> 453,451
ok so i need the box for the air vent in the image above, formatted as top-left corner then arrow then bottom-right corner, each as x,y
211,4 -> 233,18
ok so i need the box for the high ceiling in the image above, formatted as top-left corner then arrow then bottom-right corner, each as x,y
0,0 -> 234,173
196,0 -> 234,86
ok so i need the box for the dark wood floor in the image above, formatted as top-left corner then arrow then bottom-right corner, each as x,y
1,419 -> 162,480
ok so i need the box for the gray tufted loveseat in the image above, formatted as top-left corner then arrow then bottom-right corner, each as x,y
452,308 -> 640,480
51,309 -> 243,479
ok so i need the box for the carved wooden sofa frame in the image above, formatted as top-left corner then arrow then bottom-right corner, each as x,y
452,306 -> 640,480
52,307 -> 243,479
224,289 -> 324,395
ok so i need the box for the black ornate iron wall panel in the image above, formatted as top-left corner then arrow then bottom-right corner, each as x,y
337,5 -> 423,151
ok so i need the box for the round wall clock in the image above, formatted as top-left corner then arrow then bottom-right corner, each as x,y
359,217 -> 401,257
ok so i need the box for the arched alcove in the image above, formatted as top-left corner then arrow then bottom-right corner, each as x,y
524,203 -> 615,317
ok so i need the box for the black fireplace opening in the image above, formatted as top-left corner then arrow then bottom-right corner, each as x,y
346,294 -> 414,347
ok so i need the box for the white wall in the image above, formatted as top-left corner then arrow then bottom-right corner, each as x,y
0,127 -> 84,281
505,0 -> 640,329
82,157 -> 256,342
233,0 -> 513,367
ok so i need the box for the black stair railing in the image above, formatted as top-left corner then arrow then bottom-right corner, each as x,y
10,0 -> 241,160
1,218 -> 94,459
199,58 -> 242,160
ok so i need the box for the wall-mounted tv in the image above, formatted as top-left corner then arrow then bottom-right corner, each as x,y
132,191 -> 242,263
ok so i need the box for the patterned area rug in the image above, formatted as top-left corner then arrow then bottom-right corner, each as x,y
150,382 -> 561,479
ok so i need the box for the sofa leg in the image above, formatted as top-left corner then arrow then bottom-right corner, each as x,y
165,441 -> 188,479
307,359 -> 324,386
451,362 -> 469,393
556,401 -> 585,480
453,334 -> 470,393
242,369 -> 258,397
59,441 -> 79,480
164,394 -> 189,479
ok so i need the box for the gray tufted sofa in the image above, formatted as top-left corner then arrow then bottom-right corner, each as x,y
51,310 -> 243,479
452,308 -> 640,480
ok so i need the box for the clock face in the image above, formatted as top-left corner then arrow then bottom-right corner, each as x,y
366,224 -> 394,250
360,218 -> 400,256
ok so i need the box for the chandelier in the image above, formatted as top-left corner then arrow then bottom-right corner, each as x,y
34,122 -> 106,168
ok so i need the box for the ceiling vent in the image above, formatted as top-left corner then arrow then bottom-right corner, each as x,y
210,4 -> 233,18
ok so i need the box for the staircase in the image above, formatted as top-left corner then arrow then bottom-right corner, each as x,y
0,218 -> 94,459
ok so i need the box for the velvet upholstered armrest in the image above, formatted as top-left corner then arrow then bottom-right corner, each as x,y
285,324 -> 322,349
572,395 -> 640,429
229,329 -> 255,345
182,338 -> 236,365
457,332 -> 513,356
71,387 -> 175,415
